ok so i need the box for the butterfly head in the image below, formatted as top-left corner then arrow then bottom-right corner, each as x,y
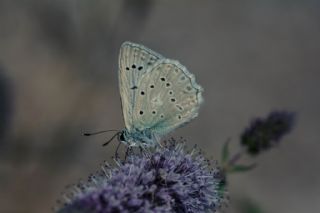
118,129 -> 139,147
118,130 -> 129,145
119,128 -> 159,147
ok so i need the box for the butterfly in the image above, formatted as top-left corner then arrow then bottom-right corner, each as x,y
116,41 -> 203,147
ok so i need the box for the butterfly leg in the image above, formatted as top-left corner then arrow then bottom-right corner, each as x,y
114,141 -> 122,160
124,146 -> 132,161
138,146 -> 144,155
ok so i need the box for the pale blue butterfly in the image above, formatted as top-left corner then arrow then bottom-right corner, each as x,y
116,41 -> 203,147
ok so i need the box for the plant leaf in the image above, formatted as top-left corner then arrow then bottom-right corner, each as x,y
229,163 -> 256,173
238,198 -> 265,213
221,138 -> 230,163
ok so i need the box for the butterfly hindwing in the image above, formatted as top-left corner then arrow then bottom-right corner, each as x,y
132,59 -> 203,136
119,42 -> 163,131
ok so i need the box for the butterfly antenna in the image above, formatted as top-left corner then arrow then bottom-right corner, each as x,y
83,130 -> 119,136
102,132 -> 120,147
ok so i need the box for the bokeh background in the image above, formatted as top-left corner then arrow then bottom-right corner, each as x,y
0,0 -> 319,212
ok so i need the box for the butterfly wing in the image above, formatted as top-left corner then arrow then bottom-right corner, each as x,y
119,42 -> 163,131
132,59 -> 203,136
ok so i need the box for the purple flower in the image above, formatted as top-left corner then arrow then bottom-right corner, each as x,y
57,140 -> 226,213
241,111 -> 295,155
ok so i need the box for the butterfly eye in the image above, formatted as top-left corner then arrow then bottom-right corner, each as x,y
119,133 -> 125,141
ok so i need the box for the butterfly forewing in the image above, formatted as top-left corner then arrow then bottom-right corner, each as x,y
119,42 -> 163,131
132,59 -> 203,136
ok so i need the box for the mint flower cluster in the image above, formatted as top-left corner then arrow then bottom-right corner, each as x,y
241,111 -> 295,155
57,141 -> 225,213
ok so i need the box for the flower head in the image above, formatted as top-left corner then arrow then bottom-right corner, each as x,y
241,111 -> 295,155
57,140 -> 226,213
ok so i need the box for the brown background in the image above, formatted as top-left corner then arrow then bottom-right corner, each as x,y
0,1 -> 319,212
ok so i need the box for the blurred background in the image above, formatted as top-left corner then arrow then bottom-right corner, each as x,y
0,0 -> 319,212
